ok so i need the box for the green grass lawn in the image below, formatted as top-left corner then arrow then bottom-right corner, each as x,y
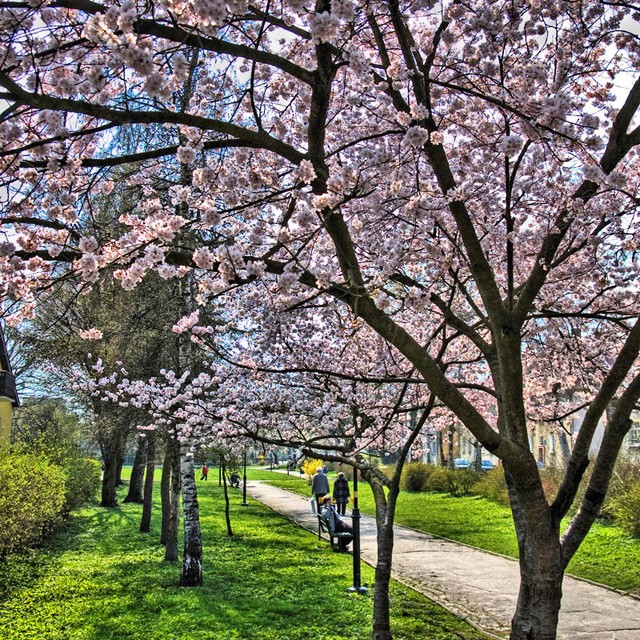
0,475 -> 484,640
252,467 -> 640,594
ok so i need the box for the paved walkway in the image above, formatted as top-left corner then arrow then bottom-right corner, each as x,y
245,480 -> 640,639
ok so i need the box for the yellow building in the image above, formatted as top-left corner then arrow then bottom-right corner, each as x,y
0,326 -> 19,441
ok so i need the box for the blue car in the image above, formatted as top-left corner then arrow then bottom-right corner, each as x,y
454,458 -> 471,469
481,460 -> 495,471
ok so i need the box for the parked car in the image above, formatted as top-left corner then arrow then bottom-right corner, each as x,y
481,460 -> 495,471
454,458 -> 471,469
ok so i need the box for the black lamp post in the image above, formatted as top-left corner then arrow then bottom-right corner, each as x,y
348,465 -> 368,594
241,449 -> 248,506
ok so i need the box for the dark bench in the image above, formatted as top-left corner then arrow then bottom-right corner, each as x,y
317,514 -> 351,552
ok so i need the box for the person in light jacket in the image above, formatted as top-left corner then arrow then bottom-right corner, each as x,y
332,472 -> 350,515
311,467 -> 330,510
320,495 -> 353,552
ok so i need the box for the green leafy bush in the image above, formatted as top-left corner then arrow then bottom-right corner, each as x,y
426,467 -> 459,495
473,468 -> 510,506
457,469 -> 482,496
0,446 -> 67,555
601,458 -> 640,520
62,457 -> 101,513
426,467 -> 480,496
402,462 -> 433,492
611,480 -> 640,537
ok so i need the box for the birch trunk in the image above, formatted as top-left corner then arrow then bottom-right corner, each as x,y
179,442 -> 203,586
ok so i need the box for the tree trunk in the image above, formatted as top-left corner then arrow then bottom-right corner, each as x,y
473,440 -> 482,471
510,533 -> 564,639
115,437 -> 127,485
124,435 -> 147,503
438,430 -> 446,466
165,437 -> 181,562
373,521 -> 394,640
100,438 -> 120,507
368,476 -> 396,640
179,443 -> 203,586
222,464 -> 233,537
140,432 -> 157,533
160,437 -> 171,545
507,470 -> 564,640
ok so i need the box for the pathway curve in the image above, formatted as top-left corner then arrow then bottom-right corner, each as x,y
245,480 -> 640,639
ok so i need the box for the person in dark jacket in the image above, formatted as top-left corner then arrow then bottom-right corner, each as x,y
332,472 -> 350,515
311,467 -> 330,510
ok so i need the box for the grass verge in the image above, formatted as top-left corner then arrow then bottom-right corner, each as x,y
251,467 -> 640,594
0,476 -> 484,640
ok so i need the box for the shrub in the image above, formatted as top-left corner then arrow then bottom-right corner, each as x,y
472,467 -> 510,506
62,457 -> 101,513
0,446 -> 67,555
26,439 -> 101,515
301,458 -> 323,481
611,480 -> 640,537
402,462 -> 433,492
457,469 -> 481,496
334,464 -> 353,481
426,467 -> 458,494
601,458 -> 640,519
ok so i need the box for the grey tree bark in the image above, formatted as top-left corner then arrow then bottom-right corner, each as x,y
124,434 -> 147,504
160,437 -> 171,546
165,435 -> 182,562
222,464 -> 233,537
178,442 -> 203,586
140,431 -> 157,533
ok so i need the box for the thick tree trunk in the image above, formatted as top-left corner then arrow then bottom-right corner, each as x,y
165,437 -> 181,561
511,530 -> 564,639
368,478 -> 396,640
179,444 -> 203,586
140,432 -> 157,533
373,522 -> 394,640
116,456 -> 126,485
507,470 -> 563,640
124,435 -> 147,503
101,454 -> 118,507
100,438 -> 120,507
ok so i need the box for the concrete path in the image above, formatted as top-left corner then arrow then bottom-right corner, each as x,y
245,480 -> 640,639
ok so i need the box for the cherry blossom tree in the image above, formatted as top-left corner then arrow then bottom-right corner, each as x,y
2,1 -> 640,638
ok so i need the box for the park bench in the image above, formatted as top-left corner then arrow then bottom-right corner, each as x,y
317,513 -> 351,552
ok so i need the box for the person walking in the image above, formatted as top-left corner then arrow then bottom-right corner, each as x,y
200,464 -> 209,481
311,467 -> 330,510
332,471 -> 350,515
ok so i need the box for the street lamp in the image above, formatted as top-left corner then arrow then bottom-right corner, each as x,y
241,449 -> 248,506
348,465 -> 368,594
